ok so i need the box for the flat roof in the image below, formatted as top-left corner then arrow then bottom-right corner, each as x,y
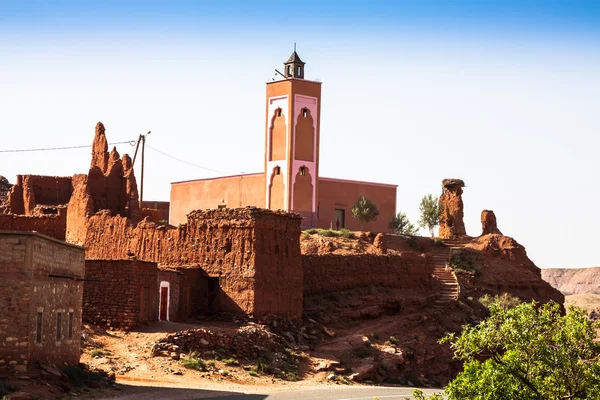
171,172 -> 263,185
0,230 -> 86,250
319,176 -> 398,189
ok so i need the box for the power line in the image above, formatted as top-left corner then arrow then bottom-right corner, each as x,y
0,140 -> 136,153
145,144 -> 232,174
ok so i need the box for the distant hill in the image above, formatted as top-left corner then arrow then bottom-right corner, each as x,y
542,267 -> 600,295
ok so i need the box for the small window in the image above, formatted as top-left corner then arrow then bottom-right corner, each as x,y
68,312 -> 74,340
287,66 -> 292,76
300,166 -> 307,176
275,166 -> 281,175
277,108 -> 282,117
56,312 -> 62,341
297,66 -> 302,76
36,312 -> 43,343
302,108 -> 308,118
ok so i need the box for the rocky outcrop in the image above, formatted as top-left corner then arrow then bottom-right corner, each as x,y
438,179 -> 466,239
542,267 -> 600,295
481,210 -> 502,235
460,234 -> 564,305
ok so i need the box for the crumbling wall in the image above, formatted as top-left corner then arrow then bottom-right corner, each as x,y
5,175 -> 72,215
83,260 -> 158,330
72,207 -> 303,318
0,210 -> 67,240
303,253 -> 435,295
87,122 -> 140,220
438,178 -> 466,239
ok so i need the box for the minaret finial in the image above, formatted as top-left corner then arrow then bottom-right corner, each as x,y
294,42 -> 296,52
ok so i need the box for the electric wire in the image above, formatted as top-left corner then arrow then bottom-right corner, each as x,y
145,144 -> 232,174
0,140 -> 136,153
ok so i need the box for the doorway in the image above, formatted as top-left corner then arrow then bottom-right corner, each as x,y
335,209 -> 345,230
207,277 -> 220,313
159,282 -> 170,321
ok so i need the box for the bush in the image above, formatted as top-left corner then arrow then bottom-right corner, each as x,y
441,301 -> 600,399
479,293 -> 521,309
180,352 -> 206,371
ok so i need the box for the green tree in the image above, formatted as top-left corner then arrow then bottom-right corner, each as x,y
351,195 -> 379,229
418,194 -> 439,237
388,211 -> 418,235
440,300 -> 600,400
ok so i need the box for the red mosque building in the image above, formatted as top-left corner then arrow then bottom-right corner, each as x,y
169,51 -> 397,232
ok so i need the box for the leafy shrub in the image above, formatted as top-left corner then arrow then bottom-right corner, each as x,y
405,237 -> 419,250
433,238 -> 445,247
479,293 -> 521,309
180,352 -> 206,371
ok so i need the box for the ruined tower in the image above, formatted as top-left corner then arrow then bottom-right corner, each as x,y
264,49 -> 321,227
438,178 -> 466,239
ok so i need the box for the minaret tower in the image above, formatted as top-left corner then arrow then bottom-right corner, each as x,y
264,48 -> 321,227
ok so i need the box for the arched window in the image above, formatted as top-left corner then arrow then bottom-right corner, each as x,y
277,108 -> 282,117
300,166 -> 307,176
302,108 -> 308,118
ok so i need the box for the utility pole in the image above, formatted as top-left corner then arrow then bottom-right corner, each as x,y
131,131 -> 151,208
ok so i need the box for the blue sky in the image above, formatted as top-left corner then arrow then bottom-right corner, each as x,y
1,1 -> 599,269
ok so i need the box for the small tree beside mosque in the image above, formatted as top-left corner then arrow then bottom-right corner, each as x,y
351,195 -> 379,230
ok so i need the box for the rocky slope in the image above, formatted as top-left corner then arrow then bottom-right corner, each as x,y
542,267 -> 600,295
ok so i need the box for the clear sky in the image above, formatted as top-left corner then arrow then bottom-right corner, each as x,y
1,1 -> 599,269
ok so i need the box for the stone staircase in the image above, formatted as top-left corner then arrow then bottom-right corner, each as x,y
430,237 -> 473,305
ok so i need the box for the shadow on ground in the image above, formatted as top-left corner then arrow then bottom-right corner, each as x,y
98,384 -> 267,400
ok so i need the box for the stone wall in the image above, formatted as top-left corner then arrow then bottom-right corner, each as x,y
0,210 -> 67,240
83,260 -> 158,330
302,253 -> 435,296
70,207 -> 303,318
0,232 -> 85,371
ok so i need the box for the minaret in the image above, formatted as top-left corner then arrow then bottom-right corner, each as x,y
264,49 -> 321,228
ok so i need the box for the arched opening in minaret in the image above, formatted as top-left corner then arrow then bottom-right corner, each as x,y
269,166 -> 285,211
269,108 -> 287,161
294,108 -> 314,162
293,166 -> 313,213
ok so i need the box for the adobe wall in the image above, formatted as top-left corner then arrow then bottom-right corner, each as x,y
169,174 -> 266,226
0,209 -> 67,240
83,260 -> 158,330
317,178 -> 397,233
73,207 -> 303,318
252,216 -> 303,316
303,253 -> 435,296
158,269 -> 181,322
0,235 -> 32,372
6,175 -> 73,215
0,232 -> 85,370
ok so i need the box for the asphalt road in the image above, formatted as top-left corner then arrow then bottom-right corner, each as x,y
208,386 -> 441,400
100,385 -> 442,400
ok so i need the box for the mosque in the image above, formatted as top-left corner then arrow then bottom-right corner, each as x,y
169,51 -> 397,232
